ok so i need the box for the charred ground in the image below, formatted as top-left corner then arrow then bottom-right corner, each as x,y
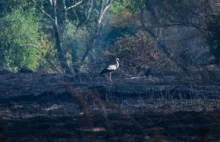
0,71 -> 220,142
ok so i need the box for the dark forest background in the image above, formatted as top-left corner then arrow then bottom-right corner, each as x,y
0,0 -> 219,78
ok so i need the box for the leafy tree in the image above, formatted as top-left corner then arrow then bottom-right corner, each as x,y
61,21 -> 89,72
33,0 -> 86,73
0,9 -> 41,71
110,0 -> 143,15
0,0 -> 34,14
81,0 -> 114,63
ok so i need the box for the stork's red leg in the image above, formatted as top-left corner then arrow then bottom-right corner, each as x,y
109,73 -> 112,83
104,73 -> 110,83
104,73 -> 108,81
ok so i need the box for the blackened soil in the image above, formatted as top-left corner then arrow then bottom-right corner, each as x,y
0,99 -> 220,142
0,72 -> 220,141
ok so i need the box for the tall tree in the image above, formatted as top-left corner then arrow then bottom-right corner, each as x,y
33,0 -> 83,73
81,0 -> 113,63
0,9 -> 41,71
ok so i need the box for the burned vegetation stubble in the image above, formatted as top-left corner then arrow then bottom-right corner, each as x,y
0,72 -> 220,141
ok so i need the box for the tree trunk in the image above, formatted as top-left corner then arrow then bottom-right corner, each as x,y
53,0 -> 71,73
81,0 -> 112,63
53,22 -> 71,73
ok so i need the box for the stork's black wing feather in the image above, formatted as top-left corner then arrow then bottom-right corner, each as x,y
100,68 -> 114,75
100,68 -> 108,75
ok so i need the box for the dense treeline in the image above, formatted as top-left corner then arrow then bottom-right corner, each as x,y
0,0 -> 219,76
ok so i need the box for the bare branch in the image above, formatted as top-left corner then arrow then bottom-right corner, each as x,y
81,0 -> 113,62
140,6 -> 189,73
63,0 -> 67,10
98,0 -> 112,24
75,0 -> 93,32
83,0 -> 93,24
32,0 -> 54,21
66,0 -> 82,10
63,0 -> 83,21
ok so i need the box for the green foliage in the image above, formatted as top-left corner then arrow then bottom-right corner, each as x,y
0,0 -> 216,74
0,9 -> 41,71
208,12 -> 220,64
37,34 -> 60,73
61,21 -> 90,72
110,0 -> 143,15
0,0 -> 34,14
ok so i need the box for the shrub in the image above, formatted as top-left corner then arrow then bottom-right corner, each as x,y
103,31 -> 170,76
0,9 -> 41,71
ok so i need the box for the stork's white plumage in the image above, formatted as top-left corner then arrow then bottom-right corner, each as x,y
100,58 -> 119,83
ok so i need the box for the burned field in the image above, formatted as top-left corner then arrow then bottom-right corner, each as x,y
0,72 -> 220,142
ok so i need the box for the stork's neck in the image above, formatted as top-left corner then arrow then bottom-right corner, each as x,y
116,60 -> 119,69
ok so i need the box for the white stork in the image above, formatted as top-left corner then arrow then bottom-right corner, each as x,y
100,58 -> 119,83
